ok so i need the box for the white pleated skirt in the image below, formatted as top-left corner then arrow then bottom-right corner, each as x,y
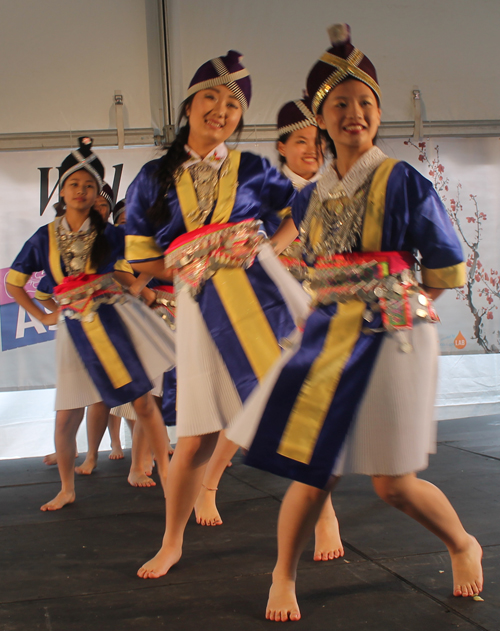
228,320 -> 439,477
175,244 -> 310,438
333,320 -> 439,476
54,296 -> 175,411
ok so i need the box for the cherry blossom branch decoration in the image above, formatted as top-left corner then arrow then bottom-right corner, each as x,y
405,139 -> 499,352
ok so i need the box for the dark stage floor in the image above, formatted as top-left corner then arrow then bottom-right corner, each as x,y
1,415 -> 499,630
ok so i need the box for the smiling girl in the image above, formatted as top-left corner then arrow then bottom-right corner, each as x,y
277,97 -> 323,189
228,24 -> 482,620
125,50 -> 309,579
6,138 -> 175,511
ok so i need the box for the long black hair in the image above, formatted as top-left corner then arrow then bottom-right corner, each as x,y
147,95 -> 244,227
88,207 -> 110,269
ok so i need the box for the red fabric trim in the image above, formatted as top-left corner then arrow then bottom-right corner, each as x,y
315,251 -> 415,275
54,273 -> 105,295
154,285 -> 175,294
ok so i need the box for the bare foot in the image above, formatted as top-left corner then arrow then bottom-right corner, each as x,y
451,535 -> 483,597
266,578 -> 301,622
194,486 -> 223,526
40,490 -> 75,511
109,446 -> 124,460
43,451 -> 78,466
43,452 -> 58,466
313,514 -> 344,561
128,470 -> 156,488
137,545 -> 182,579
75,455 -> 97,475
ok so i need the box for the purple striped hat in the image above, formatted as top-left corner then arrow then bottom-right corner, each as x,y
186,50 -> 251,113
277,97 -> 317,137
307,24 -> 381,115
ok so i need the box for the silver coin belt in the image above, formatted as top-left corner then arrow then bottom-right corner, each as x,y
165,220 -> 264,297
56,273 -> 126,322
151,289 -> 176,330
304,260 -> 437,333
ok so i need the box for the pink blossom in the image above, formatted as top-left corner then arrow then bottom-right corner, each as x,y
487,312 -> 494,320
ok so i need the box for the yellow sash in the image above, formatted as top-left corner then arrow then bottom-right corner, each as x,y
175,150 -> 281,381
277,158 -> 398,464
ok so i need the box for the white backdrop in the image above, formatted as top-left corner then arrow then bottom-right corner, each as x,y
2,0 -> 500,140
166,0 -> 500,125
0,0 -> 163,134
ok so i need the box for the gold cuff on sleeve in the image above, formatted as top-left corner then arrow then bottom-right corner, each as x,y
5,269 -> 30,288
421,262 -> 466,289
277,207 -> 292,220
125,235 -> 163,262
114,259 -> 135,274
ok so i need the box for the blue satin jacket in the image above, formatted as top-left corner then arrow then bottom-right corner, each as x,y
8,222 -> 126,290
125,151 -> 295,261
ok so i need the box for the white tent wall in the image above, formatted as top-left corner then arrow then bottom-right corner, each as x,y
1,1 -> 500,459
166,0 -> 500,128
0,0 -> 165,139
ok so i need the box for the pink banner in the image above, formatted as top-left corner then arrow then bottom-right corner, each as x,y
0,268 -> 45,306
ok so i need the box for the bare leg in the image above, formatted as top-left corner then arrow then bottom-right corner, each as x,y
75,402 -> 110,475
267,479 -> 338,622
153,395 -> 174,456
132,393 -> 170,493
372,474 -> 483,597
128,420 -> 156,488
108,414 -> 124,459
313,494 -> 344,561
137,432 -> 219,579
194,431 -> 239,526
41,408 -> 85,511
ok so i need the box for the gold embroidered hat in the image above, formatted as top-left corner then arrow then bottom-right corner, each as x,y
277,97 -> 317,137
306,23 -> 381,115
186,50 -> 251,113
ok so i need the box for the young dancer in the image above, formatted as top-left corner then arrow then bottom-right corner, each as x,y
228,24 -> 482,621
7,138 -> 175,510
194,99 -> 344,563
125,50 -> 309,578
41,185 -> 159,472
